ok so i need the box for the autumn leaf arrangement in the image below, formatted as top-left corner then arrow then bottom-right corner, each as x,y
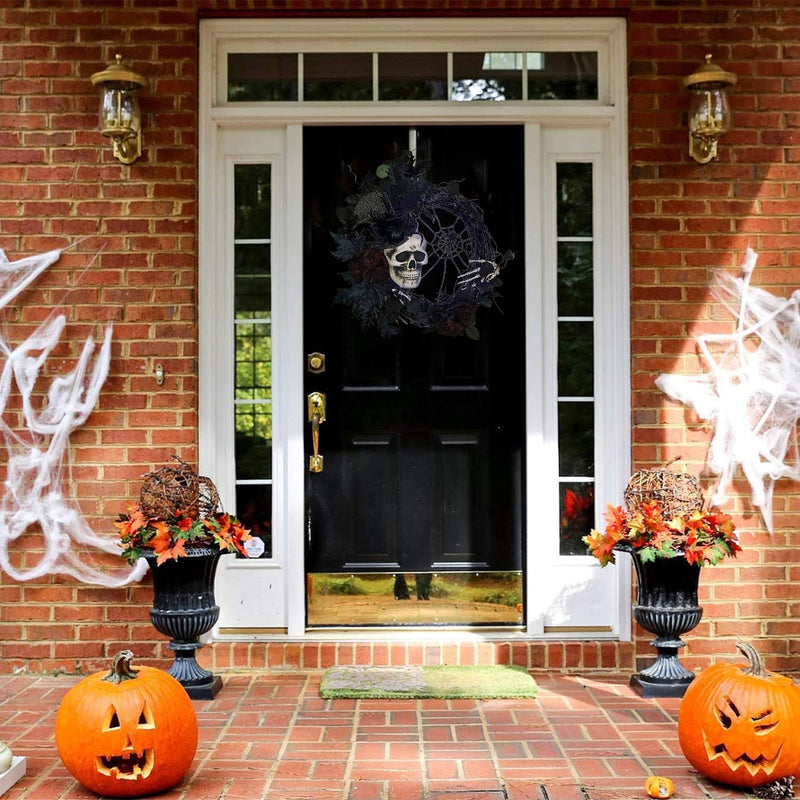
115,457 -> 251,565
582,499 -> 741,568
116,504 -> 251,565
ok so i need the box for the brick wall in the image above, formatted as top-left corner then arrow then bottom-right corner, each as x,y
0,0 -> 798,676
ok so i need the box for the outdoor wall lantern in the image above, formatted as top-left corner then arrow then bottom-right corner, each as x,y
682,54 -> 737,164
90,54 -> 147,164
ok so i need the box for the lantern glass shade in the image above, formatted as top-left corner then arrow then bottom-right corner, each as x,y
687,86 -> 731,141
98,83 -> 141,139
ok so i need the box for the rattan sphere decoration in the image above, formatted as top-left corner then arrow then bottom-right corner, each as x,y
623,466 -> 704,519
138,456 -> 221,519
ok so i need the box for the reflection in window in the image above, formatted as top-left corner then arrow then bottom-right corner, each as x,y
556,162 -> 595,556
227,53 -> 297,101
233,164 -> 273,557
529,52 -> 598,100
307,571 -> 523,627
304,53 -> 372,101
379,52 -> 448,101
452,52 -> 521,101
559,483 -> 595,556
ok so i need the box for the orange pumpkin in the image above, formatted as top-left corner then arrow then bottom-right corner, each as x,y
55,650 -> 197,797
678,642 -> 800,788
644,776 -> 674,798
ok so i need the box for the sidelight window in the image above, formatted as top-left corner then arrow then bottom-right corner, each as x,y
555,162 -> 595,556
232,164 -> 273,558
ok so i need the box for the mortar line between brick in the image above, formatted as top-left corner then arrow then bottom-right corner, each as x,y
340,698 -> 358,800
533,683 -> 586,795
258,673 -> 313,800
184,675 -> 254,799
476,696 -> 510,796
416,699 -> 431,800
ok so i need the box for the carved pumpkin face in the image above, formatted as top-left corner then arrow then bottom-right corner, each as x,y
678,643 -> 800,788
95,696 -> 157,782
55,651 -> 197,798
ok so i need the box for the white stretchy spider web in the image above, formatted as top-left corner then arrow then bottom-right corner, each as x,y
656,248 -> 800,533
0,247 -> 147,586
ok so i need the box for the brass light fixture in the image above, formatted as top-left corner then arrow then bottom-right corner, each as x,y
682,54 -> 737,164
90,54 -> 147,164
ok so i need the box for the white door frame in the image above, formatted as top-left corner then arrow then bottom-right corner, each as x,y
198,16 -> 631,640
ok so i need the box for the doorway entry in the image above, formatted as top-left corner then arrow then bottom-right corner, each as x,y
202,15 -> 631,639
303,125 -> 525,626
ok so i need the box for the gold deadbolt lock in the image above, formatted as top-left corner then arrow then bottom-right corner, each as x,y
307,352 -> 325,373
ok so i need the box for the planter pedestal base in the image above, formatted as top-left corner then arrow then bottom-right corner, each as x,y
630,636 -> 696,697
167,638 -> 223,699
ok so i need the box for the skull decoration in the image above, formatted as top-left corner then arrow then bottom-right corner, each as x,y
384,233 -> 428,289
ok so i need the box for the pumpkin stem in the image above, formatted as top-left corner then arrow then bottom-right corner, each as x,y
102,650 -> 140,684
737,641 -> 767,677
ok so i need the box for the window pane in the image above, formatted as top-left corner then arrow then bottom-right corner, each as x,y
559,483 -> 594,556
235,322 -> 272,399
228,53 -> 298,102
235,274 -> 271,317
304,53 -> 372,101
557,163 -> 593,237
558,403 -> 594,476
528,52 -> 598,100
235,243 -> 270,274
235,484 -> 272,558
557,241 -> 593,317
234,164 -> 271,239
379,53 -> 448,100
557,321 -> 593,397
235,407 -> 272,477
452,52 -> 523,101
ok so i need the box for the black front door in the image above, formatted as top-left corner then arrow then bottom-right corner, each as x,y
304,125 -> 524,575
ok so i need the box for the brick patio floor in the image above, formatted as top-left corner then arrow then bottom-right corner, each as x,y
0,670 -> 751,800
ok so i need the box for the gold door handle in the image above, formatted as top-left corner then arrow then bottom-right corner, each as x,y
307,391 -> 326,473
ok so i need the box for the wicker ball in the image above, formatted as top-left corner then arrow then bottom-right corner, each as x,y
623,466 -> 704,518
139,457 -> 221,519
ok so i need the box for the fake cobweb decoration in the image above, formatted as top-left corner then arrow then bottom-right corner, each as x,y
0,246 -> 147,586
655,248 -> 800,533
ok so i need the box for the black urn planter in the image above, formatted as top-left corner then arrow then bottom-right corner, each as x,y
618,543 -> 703,698
143,548 -> 223,700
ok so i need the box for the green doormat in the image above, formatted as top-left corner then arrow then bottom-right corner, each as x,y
319,665 -> 538,699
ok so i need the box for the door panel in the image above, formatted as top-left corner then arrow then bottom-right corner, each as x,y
304,125 -> 524,577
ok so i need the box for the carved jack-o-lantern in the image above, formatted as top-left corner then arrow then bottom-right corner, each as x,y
678,643 -> 800,788
384,232 -> 428,289
55,651 -> 197,797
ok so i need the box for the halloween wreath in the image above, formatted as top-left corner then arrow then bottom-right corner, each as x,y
331,153 -> 513,338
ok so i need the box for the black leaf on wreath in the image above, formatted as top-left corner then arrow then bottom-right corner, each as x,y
331,152 -> 513,338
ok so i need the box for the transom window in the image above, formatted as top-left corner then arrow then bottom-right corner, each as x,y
227,51 -> 598,102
